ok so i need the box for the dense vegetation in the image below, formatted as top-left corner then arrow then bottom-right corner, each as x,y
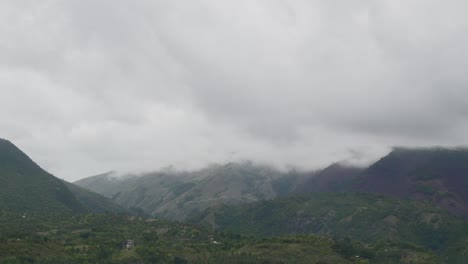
0,212 -> 443,264
192,192 -> 468,263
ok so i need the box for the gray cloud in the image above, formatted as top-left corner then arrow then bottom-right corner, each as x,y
1,0 -> 468,180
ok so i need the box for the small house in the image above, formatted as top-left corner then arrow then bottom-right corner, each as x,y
124,239 -> 135,250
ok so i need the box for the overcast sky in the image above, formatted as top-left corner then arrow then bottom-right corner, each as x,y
2,0 -> 468,181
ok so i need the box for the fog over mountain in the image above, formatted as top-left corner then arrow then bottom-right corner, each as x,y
2,0 -> 468,181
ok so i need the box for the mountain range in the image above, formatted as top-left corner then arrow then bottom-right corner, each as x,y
1,138 -> 467,262
75,147 -> 468,220
74,162 -> 300,220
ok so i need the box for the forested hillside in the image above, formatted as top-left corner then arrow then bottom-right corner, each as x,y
0,138 -> 124,215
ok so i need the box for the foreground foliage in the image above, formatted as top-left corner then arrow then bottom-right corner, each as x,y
0,212 -> 444,264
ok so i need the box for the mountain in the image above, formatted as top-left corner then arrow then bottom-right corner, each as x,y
0,138 -> 123,214
292,148 -> 468,218
354,148 -> 468,217
0,138 -> 85,214
153,162 -> 284,220
75,162 -> 303,221
75,147 -> 468,220
192,192 -> 468,262
63,182 -> 125,214
295,163 -> 364,193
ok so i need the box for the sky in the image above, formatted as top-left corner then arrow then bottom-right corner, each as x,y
2,0 -> 468,181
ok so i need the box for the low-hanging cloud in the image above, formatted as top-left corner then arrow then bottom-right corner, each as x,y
1,0 -> 468,180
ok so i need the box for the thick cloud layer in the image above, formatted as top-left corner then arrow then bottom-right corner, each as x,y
2,0 -> 468,180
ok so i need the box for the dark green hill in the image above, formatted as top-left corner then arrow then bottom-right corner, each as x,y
192,192 -> 468,261
355,148 -> 468,217
0,138 -> 123,215
0,139 -> 85,214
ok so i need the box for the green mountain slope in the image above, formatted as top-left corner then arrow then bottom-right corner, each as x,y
75,162 -> 303,221
295,163 -> 363,193
0,138 -> 124,215
354,148 -> 468,217
75,169 -> 204,217
192,192 -> 468,261
72,171 -> 128,198
0,139 -> 85,214
153,163 -> 286,220
63,181 -> 126,214
293,148 -> 468,219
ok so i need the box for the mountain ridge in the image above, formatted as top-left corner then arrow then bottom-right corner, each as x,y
0,138 -> 123,214
75,147 -> 468,220
353,147 -> 468,217
75,162 -> 304,220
